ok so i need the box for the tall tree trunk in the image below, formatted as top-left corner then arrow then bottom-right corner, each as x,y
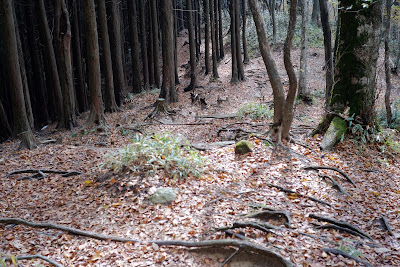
160,0 -> 177,102
242,0 -> 249,64
1,0 -> 37,149
319,0 -> 333,111
230,0 -> 238,84
270,0 -> 277,44
139,0 -> 150,90
173,0 -> 180,84
36,0 -> 64,123
311,0 -> 320,25
55,0 -> 77,129
71,0 -> 88,113
194,0 -> 200,61
384,0 -> 393,125
98,0 -> 119,112
151,0 -> 161,88
147,3 -> 155,87
0,100 -> 12,140
204,0 -> 211,75
214,0 -> 220,60
209,0 -> 219,78
281,0 -> 297,140
127,0 -> 141,94
234,0 -> 245,80
184,0 -> 197,92
248,0 -> 285,138
83,0 -> 106,125
218,0 -> 224,58
107,0 -> 126,105
298,0 -> 309,99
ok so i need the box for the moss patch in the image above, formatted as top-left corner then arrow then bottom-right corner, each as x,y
320,116 -> 348,151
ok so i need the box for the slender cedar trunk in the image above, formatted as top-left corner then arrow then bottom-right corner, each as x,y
147,3 -> 155,87
36,0 -> 64,123
160,0 -> 177,103
311,0 -> 320,25
27,3 -> 49,126
14,8 -> 34,130
384,0 -> 392,125
178,1 -> 184,31
281,0 -> 297,140
71,0 -> 88,113
204,0 -> 211,75
234,0 -> 245,80
298,0 -> 309,99
214,0 -> 220,60
82,0 -> 106,125
173,0 -> 180,84
319,0 -> 333,111
196,0 -> 201,49
396,33 -> 400,68
0,100 -> 12,139
248,0 -> 285,136
128,0 -> 141,94
230,0 -> 238,84
107,0 -> 126,105
218,0 -> 224,58
98,0 -> 119,112
184,0 -> 197,92
209,0 -> 219,78
139,0 -> 150,90
55,0 -> 77,129
194,0 -> 200,61
151,0 -> 161,88
270,0 -> 277,44
1,0 -> 37,149
241,0 -> 249,64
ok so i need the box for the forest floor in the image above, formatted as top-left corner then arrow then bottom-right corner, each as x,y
1,37 -> 400,266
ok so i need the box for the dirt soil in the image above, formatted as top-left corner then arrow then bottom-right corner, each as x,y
1,38 -> 400,266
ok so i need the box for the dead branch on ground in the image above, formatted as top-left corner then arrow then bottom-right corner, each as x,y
319,174 -> 350,196
1,254 -> 63,267
303,166 -> 356,186
6,169 -> 81,181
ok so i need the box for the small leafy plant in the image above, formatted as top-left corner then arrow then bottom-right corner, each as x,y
237,102 -> 273,120
101,132 -> 206,179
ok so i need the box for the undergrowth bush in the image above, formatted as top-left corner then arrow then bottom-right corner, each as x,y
101,133 -> 206,179
237,102 -> 273,120
378,99 -> 400,131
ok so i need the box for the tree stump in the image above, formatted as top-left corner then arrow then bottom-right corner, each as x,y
147,98 -> 175,119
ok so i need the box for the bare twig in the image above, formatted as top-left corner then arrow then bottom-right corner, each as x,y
303,166 -> 356,186
2,254 -> 64,267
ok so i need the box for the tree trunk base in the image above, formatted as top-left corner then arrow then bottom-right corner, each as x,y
85,111 -> 107,127
320,116 -> 347,151
147,98 -> 175,119
18,131 -> 38,150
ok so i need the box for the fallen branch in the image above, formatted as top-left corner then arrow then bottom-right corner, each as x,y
221,248 -> 240,267
196,113 -> 238,119
321,248 -> 374,267
309,214 -> 372,240
319,174 -> 350,196
0,217 -> 292,267
2,254 -> 63,267
267,183 -> 332,207
6,169 -> 81,181
303,166 -> 356,186
190,141 -> 235,151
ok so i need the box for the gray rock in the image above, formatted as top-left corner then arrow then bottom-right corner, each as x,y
235,140 -> 253,154
320,117 -> 347,151
150,187 -> 178,204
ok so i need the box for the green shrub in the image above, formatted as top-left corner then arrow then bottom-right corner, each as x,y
378,99 -> 400,131
101,133 -> 206,179
237,102 -> 273,120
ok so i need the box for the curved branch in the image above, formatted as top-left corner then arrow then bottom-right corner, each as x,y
303,166 -> 356,186
2,254 -> 63,267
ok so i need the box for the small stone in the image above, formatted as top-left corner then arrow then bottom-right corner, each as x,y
149,187 -> 178,204
235,140 -> 253,155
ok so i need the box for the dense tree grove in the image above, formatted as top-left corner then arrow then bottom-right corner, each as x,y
0,0 -> 393,150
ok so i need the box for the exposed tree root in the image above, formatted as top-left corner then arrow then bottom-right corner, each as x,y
247,210 -> 292,227
316,224 -> 370,240
319,174 -> 350,196
0,217 -> 292,267
309,214 -> 373,240
146,98 -> 176,119
380,217 -> 394,236
267,183 -> 332,207
196,113 -> 238,119
6,169 -> 81,181
1,254 -> 63,267
303,166 -> 356,186
321,248 -> 374,267
220,248 -> 240,267
216,221 -> 277,234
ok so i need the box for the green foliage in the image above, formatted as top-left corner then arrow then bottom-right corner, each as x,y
101,132 -> 206,179
378,99 -> 400,131
237,102 -> 273,120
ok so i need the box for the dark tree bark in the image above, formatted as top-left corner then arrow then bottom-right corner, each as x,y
204,0 -> 211,75
209,0 -> 219,78
230,0 -> 238,84
0,99 -> 12,140
71,0 -> 88,113
139,0 -> 150,90
1,0 -> 37,149
270,0 -> 277,43
159,0 -> 177,102
234,0 -> 245,80
214,0 -> 220,60
319,0 -> 333,111
242,0 -> 249,64
311,0 -> 320,25
107,0 -> 126,105
147,3 -> 155,87
151,0 -> 161,88
194,0 -> 200,61
36,0 -> 64,123
173,0 -> 180,84
55,0 -> 77,129
184,0 -> 197,92
298,0 -> 309,99
98,0 -> 119,112
384,0 -> 393,125
218,0 -> 224,58
83,0 -> 106,125
127,0 -> 141,94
